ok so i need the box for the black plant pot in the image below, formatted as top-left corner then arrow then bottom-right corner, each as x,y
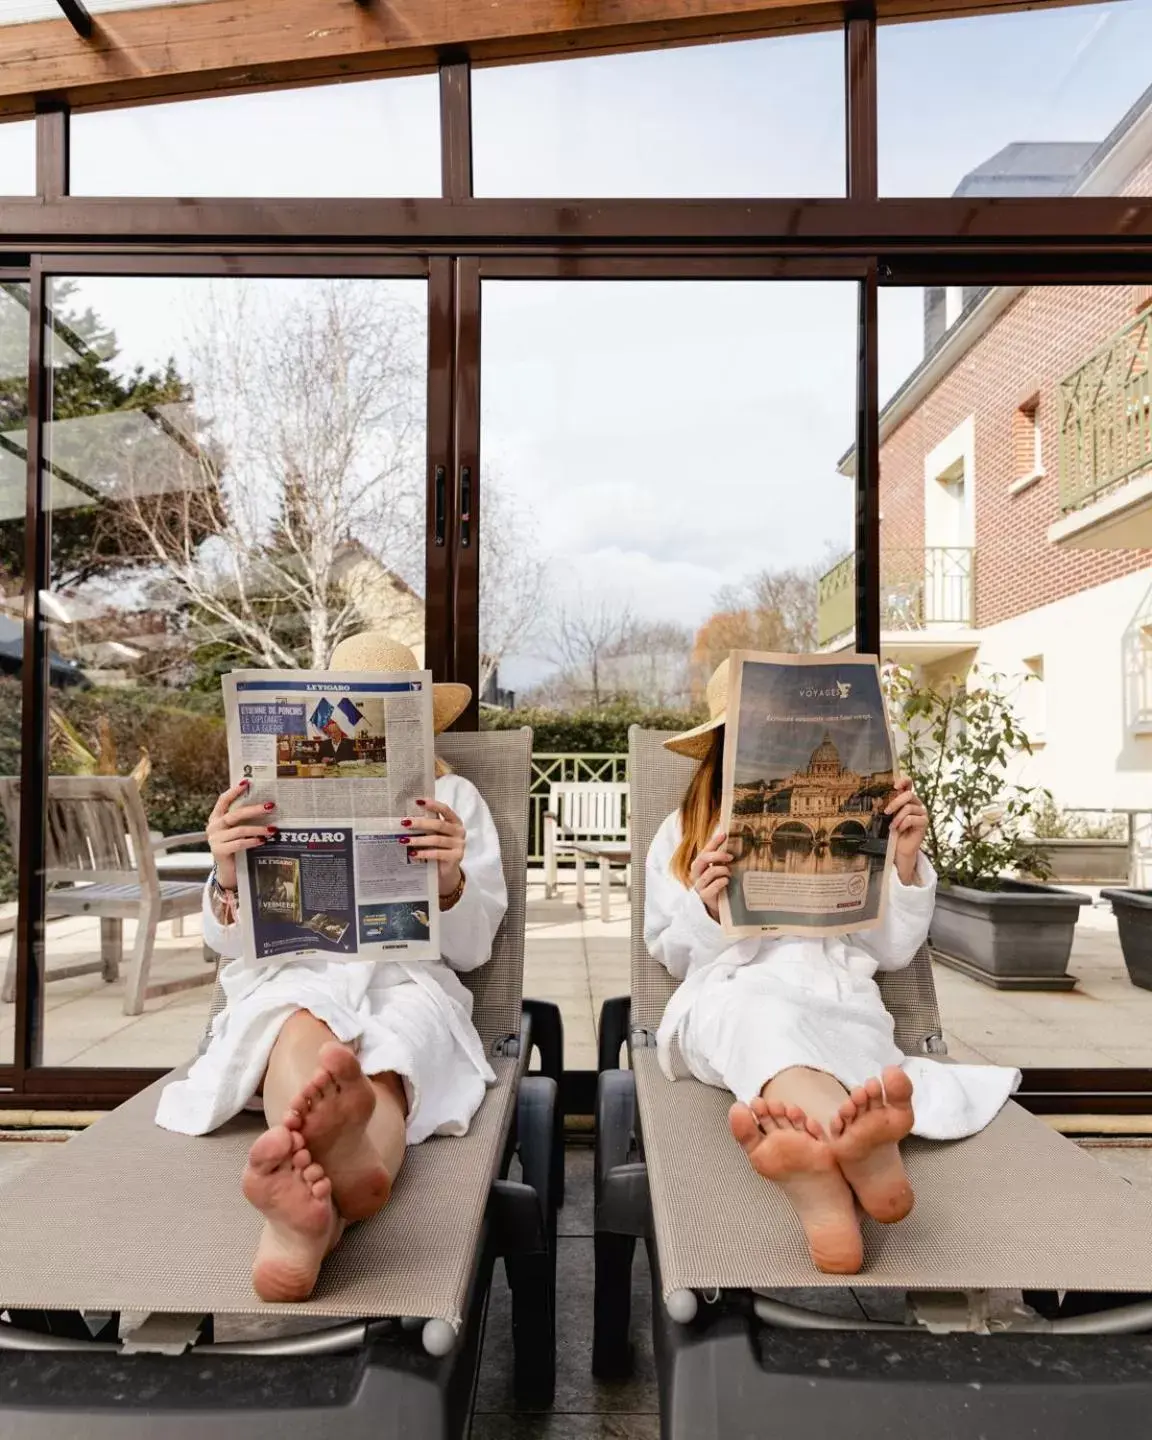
930,878 -> 1089,984
1100,888 -> 1152,991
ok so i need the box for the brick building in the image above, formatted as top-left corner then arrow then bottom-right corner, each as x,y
823,85 -> 1152,814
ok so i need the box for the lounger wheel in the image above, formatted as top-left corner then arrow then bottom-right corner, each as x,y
593,1066 -> 644,1380
522,997 -> 566,1208
507,1073 -> 558,1407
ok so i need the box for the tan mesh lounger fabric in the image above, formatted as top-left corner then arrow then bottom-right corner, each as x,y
0,730 -> 531,1324
627,726 -> 1152,1297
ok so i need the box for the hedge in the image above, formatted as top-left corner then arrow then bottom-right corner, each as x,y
479,700 -> 706,754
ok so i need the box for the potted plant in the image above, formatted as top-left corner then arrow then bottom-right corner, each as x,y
1099,888 -> 1152,990
1020,797 -> 1129,886
884,666 -> 1088,988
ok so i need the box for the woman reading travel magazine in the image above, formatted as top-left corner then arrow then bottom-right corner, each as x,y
644,651 -> 1020,1275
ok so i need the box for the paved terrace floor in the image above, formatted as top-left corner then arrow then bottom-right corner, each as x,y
0,878 -> 1149,1071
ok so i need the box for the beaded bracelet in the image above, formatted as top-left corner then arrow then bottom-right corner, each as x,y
439,870 -> 466,913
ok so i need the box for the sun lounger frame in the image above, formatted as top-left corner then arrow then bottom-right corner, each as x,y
590,726 -> 1152,1438
0,729 -> 561,1440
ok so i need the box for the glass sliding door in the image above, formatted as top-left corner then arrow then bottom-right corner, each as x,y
0,276 -> 30,1070
21,268 -> 435,1074
476,276 -> 861,1068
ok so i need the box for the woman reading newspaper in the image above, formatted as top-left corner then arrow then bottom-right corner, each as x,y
646,659 -> 1020,1276
154,635 -> 507,1303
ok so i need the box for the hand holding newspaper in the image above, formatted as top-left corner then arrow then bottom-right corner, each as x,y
718,651 -> 898,938
224,669 -> 440,965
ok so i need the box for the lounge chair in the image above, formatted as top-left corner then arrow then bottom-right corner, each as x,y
0,775 -> 210,1015
0,729 -> 563,1439
593,727 -> 1152,1437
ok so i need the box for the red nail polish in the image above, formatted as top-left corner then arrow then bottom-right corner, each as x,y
264,802 -> 276,811
240,779 -> 250,789
267,828 -> 279,838
401,818 -> 412,827
399,836 -> 410,845
415,798 -> 426,807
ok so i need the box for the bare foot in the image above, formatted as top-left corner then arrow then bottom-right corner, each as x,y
284,1042 -> 392,1222
242,1125 -> 342,1302
828,1066 -> 915,1224
729,1097 -> 863,1275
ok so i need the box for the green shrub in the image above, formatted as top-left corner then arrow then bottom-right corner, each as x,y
480,699 -> 706,754
884,665 -> 1051,891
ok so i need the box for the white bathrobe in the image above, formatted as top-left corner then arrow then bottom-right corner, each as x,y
646,812 -> 1020,1141
155,773 -> 504,1145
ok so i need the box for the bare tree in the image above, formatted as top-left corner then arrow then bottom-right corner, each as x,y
122,280 -> 426,669
694,547 -> 842,693
598,620 -> 693,708
479,475 -> 547,697
548,594 -> 637,708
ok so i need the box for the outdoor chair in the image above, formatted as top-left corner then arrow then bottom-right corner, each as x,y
0,775 -> 210,1016
0,730 -> 565,1440
543,779 -> 629,898
592,727 -> 1152,1439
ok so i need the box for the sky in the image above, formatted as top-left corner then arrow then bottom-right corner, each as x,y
1,0 -> 1150,692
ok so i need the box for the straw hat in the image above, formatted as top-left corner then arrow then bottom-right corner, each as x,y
664,658 -> 729,759
328,632 -> 470,734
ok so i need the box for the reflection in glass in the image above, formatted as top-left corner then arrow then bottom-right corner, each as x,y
71,77 -> 441,197
473,36 -> 844,197
880,1 -> 1152,197
0,281 -> 28,1065
39,276 -> 427,1064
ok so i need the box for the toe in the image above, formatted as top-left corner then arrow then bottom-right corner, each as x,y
882,1066 -> 914,1106
864,1077 -> 884,1108
805,1115 -> 825,1142
249,1126 -> 293,1172
311,1176 -> 333,1201
849,1085 -> 869,1109
766,1100 -> 788,1121
729,1102 -> 763,1153
750,1095 -> 769,1121
828,1113 -> 844,1138
302,1162 -> 325,1185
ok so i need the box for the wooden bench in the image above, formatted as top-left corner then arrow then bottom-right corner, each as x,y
0,775 -> 212,1016
543,781 -> 629,900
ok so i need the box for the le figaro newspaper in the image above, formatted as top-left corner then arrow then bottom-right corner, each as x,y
224,669 -> 440,965
718,651 -> 898,939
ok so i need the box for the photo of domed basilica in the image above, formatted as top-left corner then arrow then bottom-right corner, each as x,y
730,730 -> 894,869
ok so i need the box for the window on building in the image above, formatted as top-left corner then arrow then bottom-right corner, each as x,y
1012,393 -> 1043,491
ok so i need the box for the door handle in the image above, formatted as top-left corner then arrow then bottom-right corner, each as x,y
460,465 -> 472,549
434,465 -> 446,547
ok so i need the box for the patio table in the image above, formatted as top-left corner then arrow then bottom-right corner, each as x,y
570,841 -> 631,923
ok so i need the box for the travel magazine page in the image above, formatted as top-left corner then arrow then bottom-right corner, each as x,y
223,669 -> 440,965
719,651 -> 897,938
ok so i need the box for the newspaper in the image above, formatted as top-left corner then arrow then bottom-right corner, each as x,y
223,669 -> 440,965
718,651 -> 897,938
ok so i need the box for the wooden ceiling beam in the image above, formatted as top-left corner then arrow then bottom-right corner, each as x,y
0,0 -> 1086,121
